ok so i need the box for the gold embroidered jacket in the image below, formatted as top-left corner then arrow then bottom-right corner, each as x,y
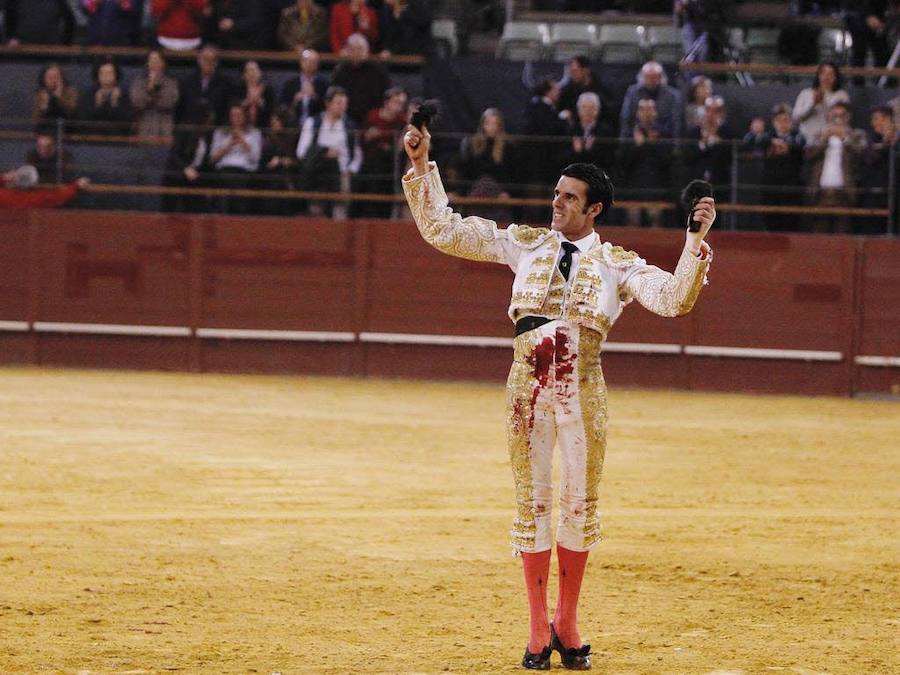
403,163 -> 712,339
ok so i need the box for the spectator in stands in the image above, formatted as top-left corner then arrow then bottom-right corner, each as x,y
176,46 -> 232,125
81,58 -> 131,136
4,0 -> 75,45
80,0 -> 144,46
330,0 -> 379,54
130,49 -> 180,138
619,61 -> 683,139
684,75 -> 712,133
232,60 -> 276,129
804,101 -> 866,233
32,63 -> 80,130
26,132 -> 73,184
210,0 -> 265,49
280,48 -> 329,128
296,86 -> 362,219
456,107 -> 517,224
524,78 -> 568,189
358,86 -> 408,217
845,1 -> 891,75
792,62 -> 850,143
616,97 -> 672,227
742,103 -> 806,231
683,95 -> 731,189
567,92 -> 612,166
152,0 -> 210,51
331,34 -> 390,125
0,165 -> 89,209
558,56 -> 616,137
378,0 -> 432,56
209,101 -> 263,213
861,104 -> 897,232
261,104 -> 301,214
163,109 -> 215,213
277,0 -> 329,51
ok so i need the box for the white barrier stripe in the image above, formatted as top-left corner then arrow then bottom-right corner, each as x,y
684,345 -> 843,362
359,331 -> 512,348
0,320 -> 30,332
196,328 -> 356,342
603,342 -> 682,354
33,322 -> 192,337
855,355 -> 900,367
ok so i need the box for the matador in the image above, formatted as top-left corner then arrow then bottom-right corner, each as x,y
402,124 -> 714,671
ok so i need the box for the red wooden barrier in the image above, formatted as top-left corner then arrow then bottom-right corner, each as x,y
0,209 -> 897,396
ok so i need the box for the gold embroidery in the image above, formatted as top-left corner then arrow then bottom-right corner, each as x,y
577,326 -> 607,549
623,247 -> 711,317
510,224 -> 552,247
507,335 -> 538,552
525,272 -> 552,285
605,244 -> 641,264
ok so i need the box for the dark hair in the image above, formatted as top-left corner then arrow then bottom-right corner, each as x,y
37,62 -> 67,89
770,102 -> 792,117
325,85 -> 347,103
92,57 -> 121,85
532,78 -> 556,98
829,100 -> 851,115
382,86 -> 406,103
871,104 -> 893,118
560,163 -> 614,221
570,55 -> 591,69
812,61 -> 843,92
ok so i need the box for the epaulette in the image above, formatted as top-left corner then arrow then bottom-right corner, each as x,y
600,242 -> 644,268
508,223 -> 553,249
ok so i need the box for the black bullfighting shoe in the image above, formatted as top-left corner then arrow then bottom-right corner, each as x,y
521,644 -> 552,670
550,622 -> 592,670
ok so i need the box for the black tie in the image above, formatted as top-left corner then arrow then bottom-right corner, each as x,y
559,241 -> 578,281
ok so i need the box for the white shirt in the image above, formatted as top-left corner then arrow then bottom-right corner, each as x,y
556,230 -> 598,289
819,135 -> 845,189
296,115 -> 363,174
210,127 -> 262,171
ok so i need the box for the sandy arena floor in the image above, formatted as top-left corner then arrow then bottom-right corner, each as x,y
0,367 -> 897,674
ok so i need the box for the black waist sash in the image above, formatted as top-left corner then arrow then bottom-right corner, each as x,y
514,315 -> 554,337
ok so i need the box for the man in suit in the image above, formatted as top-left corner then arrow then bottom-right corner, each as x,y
401,119 -> 715,671
279,47 -> 329,129
175,45 -> 232,125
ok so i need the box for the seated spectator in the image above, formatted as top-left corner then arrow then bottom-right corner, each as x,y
616,97 -> 672,227
803,101 -> 866,233
232,61 -> 276,129
0,165 -> 89,209
742,103 -> 806,231
684,75 -> 712,134
861,104 -> 896,232
331,34 -> 390,125
26,132 -> 73,184
81,58 -> 131,136
33,63 -> 80,130
358,87 -> 408,217
379,0 -> 432,56
568,92 -> 614,166
619,61 -> 683,139
176,46 -> 232,125
152,0 -> 210,51
456,107 -> 517,224
683,95 -> 731,189
523,78 -> 568,189
162,110 -> 215,213
261,105 -> 301,215
277,0 -> 329,51
330,0 -> 379,54
210,0 -> 264,49
845,2 -> 891,75
80,0 -> 144,46
792,62 -> 850,143
4,0 -> 75,45
295,86 -> 362,220
130,49 -> 180,138
558,56 -> 616,137
280,48 -> 329,128
209,102 -> 263,213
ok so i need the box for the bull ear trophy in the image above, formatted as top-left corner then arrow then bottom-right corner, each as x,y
680,179 -> 713,232
408,99 -> 440,147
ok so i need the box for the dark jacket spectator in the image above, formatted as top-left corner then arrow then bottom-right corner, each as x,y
231,61 -> 276,129
4,0 -> 75,45
330,0 -> 379,54
162,111 -> 214,213
26,132 -> 74,184
558,56 -> 616,137
130,49 -> 180,138
279,48 -> 329,128
456,107 -> 518,224
210,0 -> 264,49
616,97 -> 672,227
151,0 -> 209,50
523,79 -> 568,187
355,87 -> 407,216
845,0 -> 891,71
619,61 -> 683,139
260,105 -> 301,214
81,59 -> 132,135
331,35 -> 390,125
566,92 -> 615,166
176,46 -> 232,124
682,95 -> 731,188
32,63 -> 80,130
684,75 -> 713,134
80,0 -> 144,46
379,0 -> 432,56
277,0 -> 329,51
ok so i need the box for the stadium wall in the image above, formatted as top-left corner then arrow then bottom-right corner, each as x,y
0,209 -> 897,397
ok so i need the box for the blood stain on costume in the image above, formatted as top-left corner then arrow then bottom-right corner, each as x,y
535,503 -> 547,514
526,337 -> 556,428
